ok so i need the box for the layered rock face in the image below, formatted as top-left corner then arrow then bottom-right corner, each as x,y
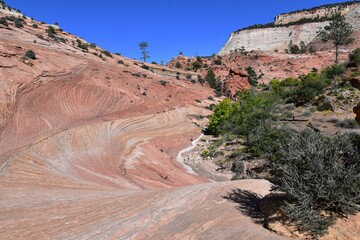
218,4 -> 360,55
218,22 -> 327,54
275,2 -> 359,25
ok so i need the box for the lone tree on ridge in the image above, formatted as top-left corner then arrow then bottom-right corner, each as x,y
139,41 -> 150,62
318,13 -> 354,64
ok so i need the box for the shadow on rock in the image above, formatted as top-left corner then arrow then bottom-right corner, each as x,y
223,189 -> 264,225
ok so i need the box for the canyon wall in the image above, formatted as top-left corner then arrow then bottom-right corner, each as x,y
218,22 -> 327,55
219,4 -> 360,56
275,2 -> 359,25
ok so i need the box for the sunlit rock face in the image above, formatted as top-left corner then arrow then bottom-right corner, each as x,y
219,5 -> 360,55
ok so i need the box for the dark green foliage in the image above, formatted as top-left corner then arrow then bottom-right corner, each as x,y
245,66 -> 258,86
46,26 -> 56,35
300,41 -> 307,53
192,60 -> 202,71
0,17 -> 8,26
24,50 -> 36,60
141,64 -> 149,70
186,74 -> 191,80
159,80 -> 169,86
271,130 -> 360,237
175,61 -> 182,69
102,50 -> 112,58
349,48 -> 360,67
287,73 -> 329,105
288,41 -> 300,54
247,124 -> 292,160
318,14 -> 354,64
32,23 -> 38,28
5,15 -> 16,22
14,18 -> 23,28
176,76 -> 180,80
321,64 -> 346,79
205,69 -> 217,88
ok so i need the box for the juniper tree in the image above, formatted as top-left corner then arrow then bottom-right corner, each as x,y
318,14 -> 354,64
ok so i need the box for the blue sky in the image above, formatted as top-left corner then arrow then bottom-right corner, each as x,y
5,0 -> 354,63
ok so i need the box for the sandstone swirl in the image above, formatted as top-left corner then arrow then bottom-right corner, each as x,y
0,19 -> 294,239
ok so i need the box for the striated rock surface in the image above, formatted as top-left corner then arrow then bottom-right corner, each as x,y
219,4 -> 360,55
0,7 -> 290,240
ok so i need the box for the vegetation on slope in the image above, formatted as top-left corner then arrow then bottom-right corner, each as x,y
204,50 -> 360,238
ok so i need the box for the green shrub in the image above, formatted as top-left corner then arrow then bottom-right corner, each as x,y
102,50 -> 113,58
24,50 -> 36,59
76,39 -> 88,50
245,66 -> 258,86
288,73 -> 328,105
192,60 -> 202,71
335,118 -> 359,129
271,130 -> 360,237
206,98 -> 234,136
0,17 -> 8,26
159,80 -> 169,86
46,26 -> 56,35
280,77 -> 301,87
14,19 -> 23,28
220,90 -> 278,137
175,61 -> 182,69
349,48 -> 360,66
321,64 -> 346,79
32,23 -> 38,28
205,69 -> 217,88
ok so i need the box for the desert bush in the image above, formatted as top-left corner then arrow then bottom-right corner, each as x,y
76,39 -> 88,50
349,48 -> 360,66
117,60 -> 124,64
102,50 -> 112,58
192,60 -> 202,71
219,90 -> 279,137
206,98 -> 234,136
205,69 -> 217,88
288,73 -> 329,105
32,23 -> 38,28
245,66 -> 258,86
0,17 -> 8,26
271,130 -> 360,237
14,18 -> 23,28
321,64 -> 346,79
280,77 -> 301,87
159,80 -> 169,86
247,124 -> 292,159
24,50 -> 36,59
46,26 -> 56,35
175,61 -> 182,69
335,118 -> 359,129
